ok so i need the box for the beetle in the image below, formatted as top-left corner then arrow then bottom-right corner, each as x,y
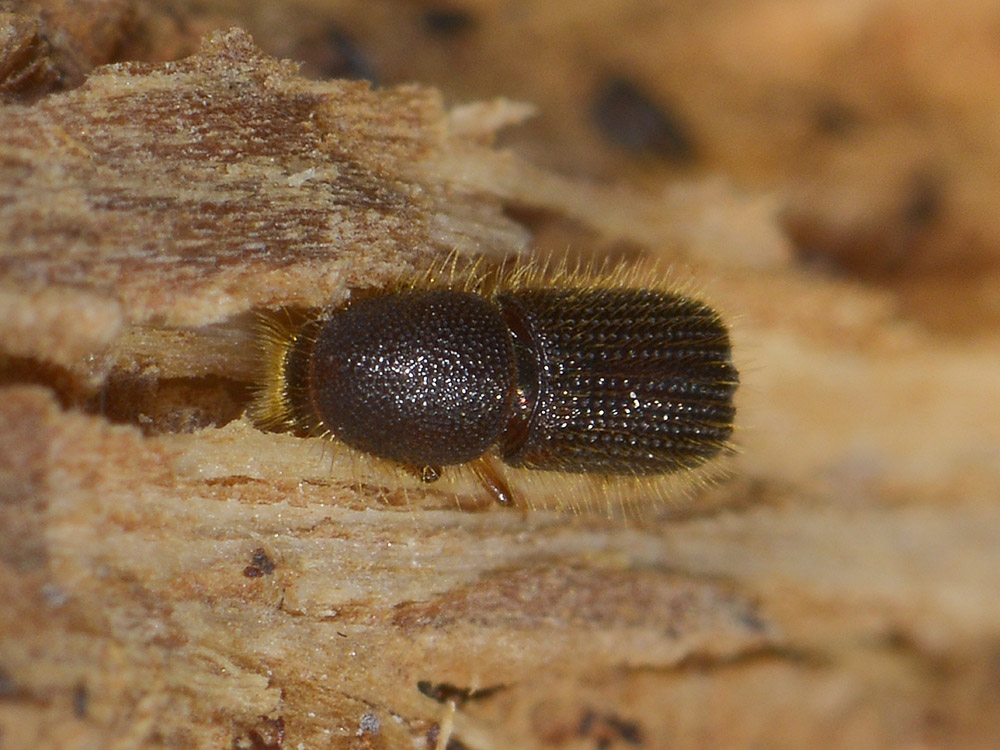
250,260 -> 738,508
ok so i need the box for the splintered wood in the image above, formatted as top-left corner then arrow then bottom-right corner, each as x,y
1,25 -> 999,750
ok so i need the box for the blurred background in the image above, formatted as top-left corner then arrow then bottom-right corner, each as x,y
7,0 -> 1000,333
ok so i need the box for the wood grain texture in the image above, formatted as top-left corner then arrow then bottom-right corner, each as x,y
1,23 -> 999,750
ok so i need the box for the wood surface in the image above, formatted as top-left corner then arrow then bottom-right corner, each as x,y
1,8 -> 999,750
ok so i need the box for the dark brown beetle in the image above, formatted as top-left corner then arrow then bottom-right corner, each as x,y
250,263 -> 738,506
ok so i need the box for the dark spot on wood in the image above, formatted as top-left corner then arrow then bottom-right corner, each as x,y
578,708 -> 645,748
783,165 -> 945,278
298,29 -> 377,83
606,715 -> 643,746
417,680 -> 504,706
591,76 -> 695,163
244,548 -> 276,578
903,168 -> 943,228
814,99 -> 861,137
0,668 -> 16,698
250,548 -> 276,574
73,682 -> 88,718
738,606 -> 768,634
422,8 -> 478,36
240,715 -> 285,750
425,723 -> 472,750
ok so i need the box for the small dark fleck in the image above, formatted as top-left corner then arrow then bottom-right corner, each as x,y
424,724 -> 471,750
422,8 -> 478,36
417,680 -> 503,706
251,548 -> 276,574
244,716 -> 285,750
606,715 -> 644,746
0,668 -> 17,697
737,606 -> 769,634
814,100 -> 860,137
302,29 -> 378,83
903,168 -> 943,228
577,708 -> 644,748
591,76 -> 696,163
73,682 -> 88,718
243,548 -> 275,578
922,707 -> 950,732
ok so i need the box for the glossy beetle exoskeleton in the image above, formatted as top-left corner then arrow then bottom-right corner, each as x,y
250,264 -> 738,507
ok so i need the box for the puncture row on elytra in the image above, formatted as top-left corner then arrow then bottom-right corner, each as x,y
248,256 -> 739,511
